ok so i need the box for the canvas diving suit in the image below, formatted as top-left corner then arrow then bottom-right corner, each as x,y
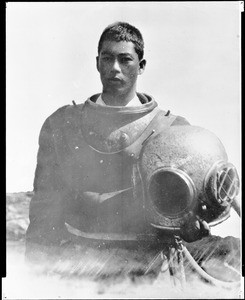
25,93 -> 189,256
25,93 -> 240,281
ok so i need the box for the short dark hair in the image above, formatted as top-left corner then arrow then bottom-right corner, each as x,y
98,22 -> 144,60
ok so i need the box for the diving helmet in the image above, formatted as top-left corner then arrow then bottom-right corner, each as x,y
139,125 -> 240,233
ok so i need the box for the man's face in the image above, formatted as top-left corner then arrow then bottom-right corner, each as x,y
96,40 -> 146,96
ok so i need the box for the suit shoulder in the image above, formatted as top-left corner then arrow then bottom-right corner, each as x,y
48,104 -> 72,121
156,109 -> 190,126
45,103 -> 84,127
171,115 -> 191,126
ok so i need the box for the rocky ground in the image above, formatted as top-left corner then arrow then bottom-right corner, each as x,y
3,192 -> 243,299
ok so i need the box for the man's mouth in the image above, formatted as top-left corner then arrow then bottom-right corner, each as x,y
108,77 -> 123,83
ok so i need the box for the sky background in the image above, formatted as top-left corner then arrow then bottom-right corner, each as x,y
6,2 -> 241,237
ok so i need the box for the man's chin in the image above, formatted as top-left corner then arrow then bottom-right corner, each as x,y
104,86 -> 128,95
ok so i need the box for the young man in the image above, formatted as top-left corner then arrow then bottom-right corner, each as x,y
25,22 -> 238,280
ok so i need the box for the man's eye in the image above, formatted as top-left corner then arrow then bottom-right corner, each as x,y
120,57 -> 132,63
102,56 -> 112,61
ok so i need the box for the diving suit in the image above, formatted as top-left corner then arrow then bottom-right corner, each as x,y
25,93 -> 240,281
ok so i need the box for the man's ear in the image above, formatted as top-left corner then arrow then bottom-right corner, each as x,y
138,59 -> 146,75
96,56 -> 100,72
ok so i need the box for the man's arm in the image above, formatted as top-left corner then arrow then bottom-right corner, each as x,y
25,116 -> 69,256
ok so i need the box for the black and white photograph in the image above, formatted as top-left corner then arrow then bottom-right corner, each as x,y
5,2 -> 242,299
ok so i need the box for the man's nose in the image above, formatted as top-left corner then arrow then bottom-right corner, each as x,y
111,59 -> 121,72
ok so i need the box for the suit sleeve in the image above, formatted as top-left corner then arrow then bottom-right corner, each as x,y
25,116 -> 68,250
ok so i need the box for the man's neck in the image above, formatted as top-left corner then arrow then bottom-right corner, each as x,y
101,90 -> 136,107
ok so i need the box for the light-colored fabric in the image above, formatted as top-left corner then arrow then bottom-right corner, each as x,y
96,94 -> 141,107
